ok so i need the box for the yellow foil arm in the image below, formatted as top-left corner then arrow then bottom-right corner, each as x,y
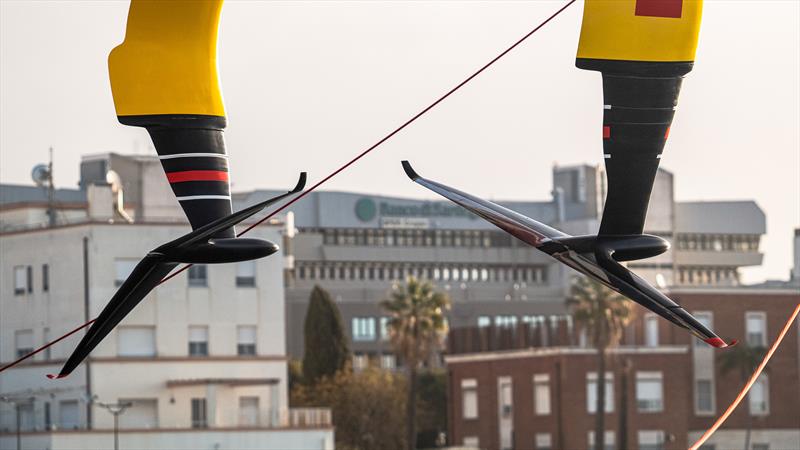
576,0 -> 703,63
108,0 -> 225,118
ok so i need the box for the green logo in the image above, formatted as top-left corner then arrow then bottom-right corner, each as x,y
355,198 -> 377,222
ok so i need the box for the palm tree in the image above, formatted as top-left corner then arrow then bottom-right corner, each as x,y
381,277 -> 450,450
718,344 -> 768,450
567,276 -> 634,450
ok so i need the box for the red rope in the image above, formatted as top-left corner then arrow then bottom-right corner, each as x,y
0,320 -> 96,372
0,0 -> 575,374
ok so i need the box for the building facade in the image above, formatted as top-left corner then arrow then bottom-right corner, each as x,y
0,153 -> 768,371
445,289 -> 800,450
236,164 -> 765,363
0,164 -> 333,448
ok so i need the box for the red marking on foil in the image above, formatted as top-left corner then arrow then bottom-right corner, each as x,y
635,0 -> 683,18
166,170 -> 229,183
664,126 -> 671,139
703,337 -> 731,348
603,126 -> 611,139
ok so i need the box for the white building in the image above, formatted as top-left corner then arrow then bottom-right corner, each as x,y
0,158 -> 333,449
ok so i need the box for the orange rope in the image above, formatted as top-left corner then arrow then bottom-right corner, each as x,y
688,302 -> 800,450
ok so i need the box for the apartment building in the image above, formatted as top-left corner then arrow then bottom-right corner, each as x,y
445,288 -> 800,450
0,163 -> 333,449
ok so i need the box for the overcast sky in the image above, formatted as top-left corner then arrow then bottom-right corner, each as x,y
1,1 -> 798,283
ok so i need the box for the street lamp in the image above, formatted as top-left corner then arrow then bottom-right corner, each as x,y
95,401 -> 132,450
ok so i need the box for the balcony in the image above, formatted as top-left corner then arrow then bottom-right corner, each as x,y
0,408 -> 334,450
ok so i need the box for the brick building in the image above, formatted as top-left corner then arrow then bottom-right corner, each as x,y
445,288 -> 800,450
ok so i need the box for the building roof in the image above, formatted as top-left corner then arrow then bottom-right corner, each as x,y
0,184 -> 86,207
675,201 -> 766,234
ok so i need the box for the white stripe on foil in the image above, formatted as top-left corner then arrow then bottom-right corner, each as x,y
176,195 -> 231,201
159,153 -> 228,160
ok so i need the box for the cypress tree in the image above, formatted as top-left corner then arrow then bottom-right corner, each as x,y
302,285 -> 350,383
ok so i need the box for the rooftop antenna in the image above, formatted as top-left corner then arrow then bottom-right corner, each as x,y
31,147 -> 55,227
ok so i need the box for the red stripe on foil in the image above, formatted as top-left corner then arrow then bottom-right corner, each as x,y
635,0 -> 683,18
603,126 -> 611,139
166,170 -> 229,183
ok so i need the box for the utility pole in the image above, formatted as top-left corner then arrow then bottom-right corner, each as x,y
47,146 -> 55,227
96,401 -> 132,450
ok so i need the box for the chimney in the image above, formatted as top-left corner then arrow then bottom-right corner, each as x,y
86,183 -> 115,222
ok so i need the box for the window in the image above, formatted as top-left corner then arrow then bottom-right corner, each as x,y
749,374 -> 769,415
352,353 -> 368,371
18,402 -> 34,431
237,326 -> 257,355
188,264 -> 207,287
586,372 -> 614,413
535,433 -> 552,450
42,264 -> 49,292
695,379 -> 715,414
13,266 -> 27,295
236,261 -> 256,287
644,314 -> 659,347
380,317 -> 391,341
745,312 -> 767,347
117,326 -> 156,357
638,430 -> 665,450
380,354 -> 396,370
751,444 -> 769,450
636,372 -> 664,412
498,377 -> 513,416
191,398 -> 208,428
119,399 -> 158,429
495,315 -> 518,328
694,312 -> 713,348
188,326 -> 209,356
15,330 -> 33,358
463,436 -> 480,448
59,400 -> 80,429
587,431 -> 615,450
44,402 -> 51,429
533,374 -> 551,415
462,379 -> 478,419
114,259 -> 138,287
352,317 -> 376,341
239,396 -> 259,427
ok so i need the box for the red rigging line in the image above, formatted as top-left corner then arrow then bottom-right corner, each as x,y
0,0 -> 577,374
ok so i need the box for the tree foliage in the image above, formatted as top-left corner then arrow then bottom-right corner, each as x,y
567,276 -> 633,350
381,277 -> 450,372
381,277 -> 451,450
567,276 -> 634,450
302,285 -> 350,384
292,366 -> 407,450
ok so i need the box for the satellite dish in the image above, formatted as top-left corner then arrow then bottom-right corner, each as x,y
31,164 -> 51,187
